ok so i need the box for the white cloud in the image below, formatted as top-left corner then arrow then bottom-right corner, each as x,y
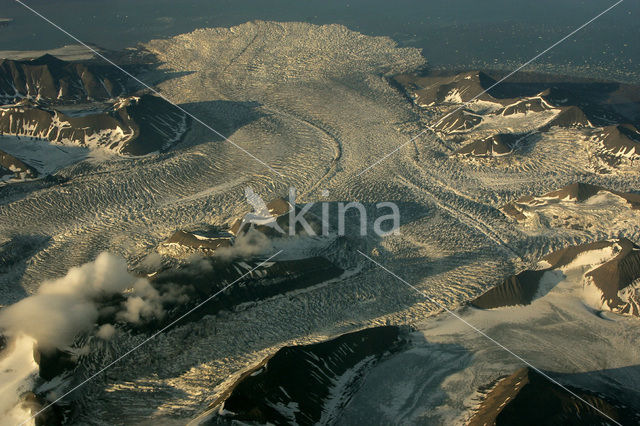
0,252 -> 136,350
96,324 -> 116,340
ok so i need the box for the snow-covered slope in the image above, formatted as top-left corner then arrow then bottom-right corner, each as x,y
467,367 -> 637,425
338,242 -> 640,425
0,94 -> 188,156
592,123 -> 640,160
0,135 -> 90,182
501,183 -> 640,238
193,326 -> 406,425
471,238 -> 640,317
0,147 -> 39,181
0,21 -> 639,425
394,70 -> 640,174
0,54 -> 128,104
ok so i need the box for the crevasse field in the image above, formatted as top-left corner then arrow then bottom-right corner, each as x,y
1,21 -> 639,425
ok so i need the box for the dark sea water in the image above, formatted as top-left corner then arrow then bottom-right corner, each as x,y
0,0 -> 638,82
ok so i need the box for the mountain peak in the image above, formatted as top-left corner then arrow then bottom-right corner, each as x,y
29,53 -> 67,66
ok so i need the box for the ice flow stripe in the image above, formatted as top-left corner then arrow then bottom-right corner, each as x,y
357,250 -> 623,426
14,0 -> 282,177
19,250 -> 284,426
356,0 -> 624,176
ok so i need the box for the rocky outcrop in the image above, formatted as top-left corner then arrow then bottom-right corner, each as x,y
0,148 -> 38,180
394,71 -> 509,107
593,124 -> 640,159
203,326 -> 407,425
470,238 -> 640,317
455,134 -> 520,157
501,183 -> 640,221
0,94 -> 188,155
230,197 -> 323,237
0,54 -> 128,104
497,96 -> 554,116
33,346 -> 76,381
470,270 -> 548,309
540,105 -> 591,129
159,230 -> 232,256
468,367 -> 637,426
546,238 -> 640,316
434,108 -> 483,133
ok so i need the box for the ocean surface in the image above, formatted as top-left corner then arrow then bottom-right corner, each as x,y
1,0 -> 639,82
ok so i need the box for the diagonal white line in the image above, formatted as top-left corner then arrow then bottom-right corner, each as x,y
19,250 -> 284,426
9,1 -> 627,424
357,0 -> 624,177
356,250 -> 623,426
13,0 -> 283,177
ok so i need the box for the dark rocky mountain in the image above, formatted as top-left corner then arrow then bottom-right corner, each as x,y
593,123 -> 640,159
468,367 -> 638,426
230,197 -> 323,238
434,108 -> 483,132
393,71 -> 510,107
0,54 -> 190,163
393,70 -> 640,167
546,238 -> 640,316
0,94 -> 189,155
33,346 -> 77,381
201,326 -> 407,425
395,70 -> 640,124
470,269 -> 548,309
501,182 -> 640,221
0,148 -> 38,180
496,95 -> 554,116
142,193 -> 344,325
539,105 -> 591,130
151,197 -> 342,323
470,238 -> 640,316
455,133 -> 521,157
160,230 -> 233,256
0,54 -> 128,104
